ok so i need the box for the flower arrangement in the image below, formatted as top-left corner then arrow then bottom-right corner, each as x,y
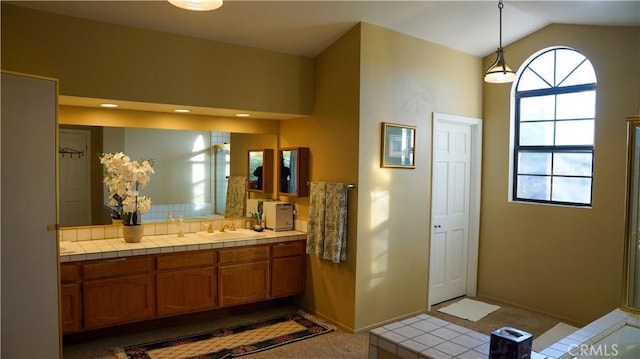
100,152 -> 154,226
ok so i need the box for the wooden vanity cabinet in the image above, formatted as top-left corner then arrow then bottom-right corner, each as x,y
62,239 -> 306,333
271,241 -> 306,298
60,263 -> 81,334
218,245 -> 270,307
81,257 -> 155,330
156,250 -> 217,316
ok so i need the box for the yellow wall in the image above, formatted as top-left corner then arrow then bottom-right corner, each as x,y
480,24 -> 640,325
1,4 -> 313,115
355,23 -> 482,331
283,21 -> 483,332
280,25 -> 362,331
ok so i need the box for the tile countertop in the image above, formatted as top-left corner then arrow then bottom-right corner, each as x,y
59,229 -> 307,262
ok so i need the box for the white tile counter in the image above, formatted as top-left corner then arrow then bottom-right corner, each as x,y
59,220 -> 306,263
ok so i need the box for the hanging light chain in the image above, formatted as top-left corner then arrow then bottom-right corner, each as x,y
498,0 -> 504,49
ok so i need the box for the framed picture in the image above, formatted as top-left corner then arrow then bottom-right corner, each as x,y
381,122 -> 416,168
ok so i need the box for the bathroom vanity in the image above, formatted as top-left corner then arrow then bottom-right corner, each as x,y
59,222 -> 306,334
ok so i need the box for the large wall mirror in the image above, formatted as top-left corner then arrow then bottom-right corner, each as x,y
58,113 -> 277,227
624,116 -> 640,313
279,147 -> 309,197
248,149 -> 273,193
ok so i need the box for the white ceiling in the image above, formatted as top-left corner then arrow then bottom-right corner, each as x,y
9,0 -> 640,58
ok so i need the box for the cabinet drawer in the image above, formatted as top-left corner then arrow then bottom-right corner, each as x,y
157,250 -> 216,271
83,257 -> 154,280
218,246 -> 269,265
60,263 -> 80,283
272,241 -> 305,258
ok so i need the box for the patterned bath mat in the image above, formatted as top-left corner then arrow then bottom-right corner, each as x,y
114,311 -> 334,359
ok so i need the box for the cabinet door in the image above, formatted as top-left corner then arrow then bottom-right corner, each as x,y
83,274 -> 155,329
218,261 -> 269,307
157,268 -> 216,316
61,283 -> 82,333
272,256 -> 305,298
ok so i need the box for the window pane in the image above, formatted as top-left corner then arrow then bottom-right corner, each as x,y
552,177 -> 592,204
528,50 -> 555,87
561,61 -> 597,87
520,95 -> 555,121
518,68 -> 550,91
556,120 -> 594,145
518,152 -> 551,175
553,153 -> 593,176
556,91 -> 595,119
555,49 -> 585,85
520,122 -> 554,146
517,175 -> 551,200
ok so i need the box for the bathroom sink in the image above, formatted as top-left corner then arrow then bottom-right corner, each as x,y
198,229 -> 266,241
59,246 -> 75,254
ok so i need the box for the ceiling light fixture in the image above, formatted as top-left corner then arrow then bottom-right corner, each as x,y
174,109 -> 191,113
484,0 -> 516,83
168,0 -> 223,11
100,103 -> 118,108
235,113 -> 251,117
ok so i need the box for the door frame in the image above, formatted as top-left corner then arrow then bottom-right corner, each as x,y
428,112 -> 482,309
59,128 -> 92,226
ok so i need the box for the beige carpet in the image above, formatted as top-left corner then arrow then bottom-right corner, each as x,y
64,298 -> 571,358
429,296 -> 575,340
63,305 -> 368,359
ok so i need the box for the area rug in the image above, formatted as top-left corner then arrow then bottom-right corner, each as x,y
114,311 -> 334,359
437,298 -> 501,322
532,322 -> 579,352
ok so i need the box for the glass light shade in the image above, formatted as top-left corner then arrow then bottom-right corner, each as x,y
168,0 -> 223,11
484,48 -> 516,83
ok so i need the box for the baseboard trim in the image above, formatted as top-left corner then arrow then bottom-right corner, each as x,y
476,293 -> 585,327
296,304 -> 426,334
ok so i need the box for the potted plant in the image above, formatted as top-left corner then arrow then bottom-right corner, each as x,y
100,152 -> 154,242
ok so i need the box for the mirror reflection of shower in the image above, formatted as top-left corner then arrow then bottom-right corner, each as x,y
213,140 -> 230,216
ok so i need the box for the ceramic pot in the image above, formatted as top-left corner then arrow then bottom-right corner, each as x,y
122,224 -> 144,243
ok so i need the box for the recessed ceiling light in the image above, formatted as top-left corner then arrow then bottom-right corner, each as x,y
100,103 -> 118,108
235,113 -> 250,117
174,109 -> 191,113
168,0 -> 223,11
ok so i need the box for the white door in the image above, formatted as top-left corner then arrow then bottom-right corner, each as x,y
1,72 -> 61,357
429,113 -> 482,306
59,129 -> 92,226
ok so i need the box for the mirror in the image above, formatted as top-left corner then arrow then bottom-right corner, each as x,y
58,124 -> 277,227
624,116 -> 640,311
248,149 -> 273,193
279,147 -> 309,197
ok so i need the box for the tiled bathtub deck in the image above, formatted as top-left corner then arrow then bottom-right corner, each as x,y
369,308 -> 640,359
369,314 -> 493,359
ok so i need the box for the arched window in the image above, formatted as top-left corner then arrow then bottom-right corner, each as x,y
513,47 -> 597,206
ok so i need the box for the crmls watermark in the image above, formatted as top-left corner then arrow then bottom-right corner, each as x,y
568,344 -> 619,357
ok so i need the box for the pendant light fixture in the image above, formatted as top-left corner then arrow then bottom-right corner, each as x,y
168,0 -> 223,11
484,0 -> 516,83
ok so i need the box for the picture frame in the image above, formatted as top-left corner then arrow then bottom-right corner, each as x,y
381,122 -> 416,168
